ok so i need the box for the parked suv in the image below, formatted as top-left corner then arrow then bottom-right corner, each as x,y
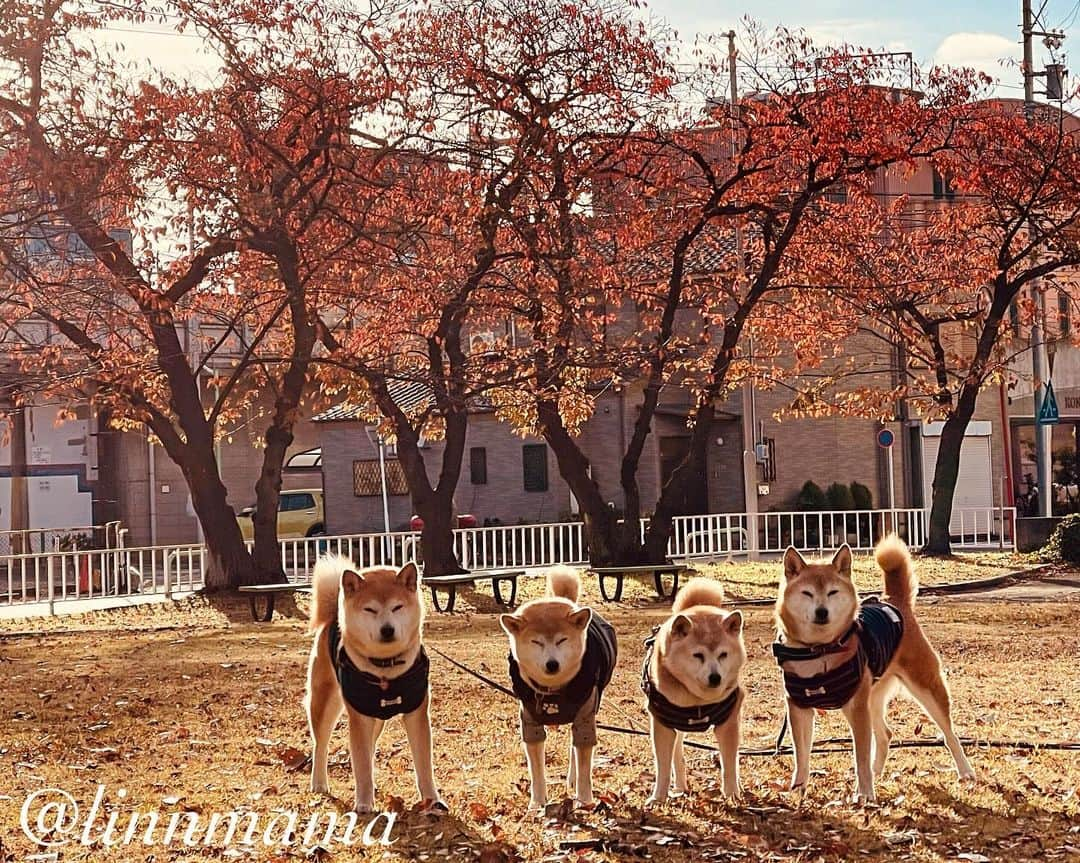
237,489 -> 325,540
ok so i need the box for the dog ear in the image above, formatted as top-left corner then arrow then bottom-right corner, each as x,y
568,607 -> 592,631
723,610 -> 743,635
397,562 -> 419,591
831,544 -> 853,579
671,614 -> 693,638
499,614 -> 524,636
341,569 -> 364,595
782,546 -> 806,580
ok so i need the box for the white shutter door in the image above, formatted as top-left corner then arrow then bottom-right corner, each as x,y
921,425 -> 994,535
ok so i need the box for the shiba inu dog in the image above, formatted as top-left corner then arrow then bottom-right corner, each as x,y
500,567 -> 617,810
773,536 -> 975,802
305,554 -> 444,814
642,577 -> 746,804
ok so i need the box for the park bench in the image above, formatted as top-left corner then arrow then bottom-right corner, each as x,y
422,568 -> 525,612
587,562 -> 689,602
237,583 -> 311,622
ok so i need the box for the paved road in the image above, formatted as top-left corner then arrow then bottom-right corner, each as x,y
923,569 -> 1080,603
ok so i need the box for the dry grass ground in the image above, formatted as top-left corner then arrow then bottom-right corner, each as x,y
0,557 -> 1077,862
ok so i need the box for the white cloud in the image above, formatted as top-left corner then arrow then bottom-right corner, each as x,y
933,32 -> 1021,80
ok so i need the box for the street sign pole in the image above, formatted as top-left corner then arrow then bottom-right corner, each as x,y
877,428 -> 896,532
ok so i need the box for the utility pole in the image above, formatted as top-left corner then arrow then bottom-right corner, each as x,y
1023,0 -> 1055,517
728,30 -> 759,558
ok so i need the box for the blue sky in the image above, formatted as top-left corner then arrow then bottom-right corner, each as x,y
649,0 -> 1078,96
97,0 -> 1078,100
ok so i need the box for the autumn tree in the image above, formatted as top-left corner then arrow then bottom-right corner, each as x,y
482,29 -> 970,565
315,0 -> 675,574
818,98 -> 1080,554
0,0 -> 399,585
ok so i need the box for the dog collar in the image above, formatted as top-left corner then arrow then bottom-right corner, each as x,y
367,654 -> 408,669
525,676 -> 565,695
771,621 -> 860,664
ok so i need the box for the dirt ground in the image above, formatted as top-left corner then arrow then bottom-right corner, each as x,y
0,560 -> 1077,862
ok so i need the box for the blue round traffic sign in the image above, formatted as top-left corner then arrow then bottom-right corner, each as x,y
877,428 -> 895,448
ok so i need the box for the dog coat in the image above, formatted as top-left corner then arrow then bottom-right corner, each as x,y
641,633 -> 741,733
327,618 -> 430,720
772,599 -> 904,711
508,614 -> 617,728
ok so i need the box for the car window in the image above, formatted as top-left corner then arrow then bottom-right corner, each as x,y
280,493 -> 315,512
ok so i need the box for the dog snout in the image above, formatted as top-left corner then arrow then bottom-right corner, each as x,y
379,623 -> 396,641
814,606 -> 829,623
545,658 -> 560,674
707,671 -> 722,688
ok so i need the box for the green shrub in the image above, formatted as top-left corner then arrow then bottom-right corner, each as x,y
850,481 -> 873,510
1041,513 -> 1080,563
825,482 -> 855,510
795,481 -> 827,511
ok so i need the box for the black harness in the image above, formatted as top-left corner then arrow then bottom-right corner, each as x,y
327,618 -> 430,720
508,614 -> 617,726
772,599 -> 904,711
641,633 -> 741,733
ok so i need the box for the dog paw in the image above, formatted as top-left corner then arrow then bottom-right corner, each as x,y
722,785 -> 742,802
851,790 -> 877,806
644,793 -> 667,807
311,781 -> 330,796
958,767 -> 977,783
353,800 -> 375,815
419,798 -> 449,815
526,798 -> 548,813
574,795 -> 595,810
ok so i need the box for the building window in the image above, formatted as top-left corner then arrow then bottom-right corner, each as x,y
824,182 -> 847,204
1009,300 -> 1021,336
522,444 -> 549,492
353,459 -> 409,496
1059,292 -> 1071,337
932,168 -> 955,201
470,447 -> 488,485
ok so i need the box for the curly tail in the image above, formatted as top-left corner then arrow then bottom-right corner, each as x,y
546,566 -> 581,603
875,534 -> 917,607
672,576 -> 725,612
310,554 -> 351,631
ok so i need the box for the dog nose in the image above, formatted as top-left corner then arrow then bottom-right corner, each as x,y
814,607 -> 829,623
379,624 -> 396,641
545,659 -> 560,674
707,672 -> 722,688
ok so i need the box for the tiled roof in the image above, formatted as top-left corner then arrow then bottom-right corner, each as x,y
313,380 -> 432,423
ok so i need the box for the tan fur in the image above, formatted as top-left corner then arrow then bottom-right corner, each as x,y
304,556 -> 443,814
310,553 -> 351,631
499,567 -> 597,810
776,538 -> 975,803
672,576 -> 725,613
875,533 -> 918,606
546,566 -> 581,602
645,580 -> 745,804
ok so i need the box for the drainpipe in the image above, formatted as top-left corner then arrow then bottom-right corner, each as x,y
148,435 -> 158,546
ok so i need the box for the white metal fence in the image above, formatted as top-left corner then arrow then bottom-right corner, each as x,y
1,506 -> 1015,615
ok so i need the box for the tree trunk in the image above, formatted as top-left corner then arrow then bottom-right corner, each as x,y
178,451 -> 257,589
536,400 -> 628,565
643,402 -> 715,564
412,489 -> 463,574
252,420 -> 293,583
924,389 -> 978,555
